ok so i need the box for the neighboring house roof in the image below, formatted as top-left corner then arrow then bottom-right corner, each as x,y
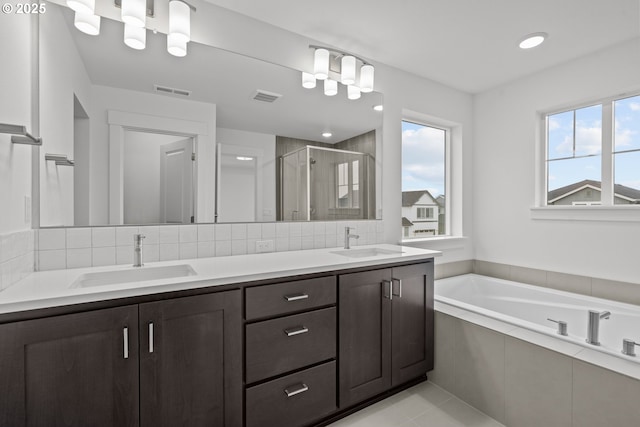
402,190 -> 436,207
402,217 -> 413,227
548,179 -> 640,203
435,195 -> 445,208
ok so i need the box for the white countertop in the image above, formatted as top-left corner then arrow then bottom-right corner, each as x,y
0,244 -> 440,315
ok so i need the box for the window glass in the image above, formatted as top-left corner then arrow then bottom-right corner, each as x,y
401,121 -> 446,238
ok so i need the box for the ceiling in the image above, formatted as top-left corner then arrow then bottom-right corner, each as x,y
202,0 -> 640,94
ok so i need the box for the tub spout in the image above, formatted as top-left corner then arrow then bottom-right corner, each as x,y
622,339 -> 639,357
547,318 -> 568,336
586,310 -> 610,346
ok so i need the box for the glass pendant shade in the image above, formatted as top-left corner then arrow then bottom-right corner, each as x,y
301,72 -> 316,89
124,24 -> 146,50
360,64 -> 374,93
67,0 -> 94,14
324,79 -> 338,96
121,0 -> 146,28
347,85 -> 361,100
167,33 -> 188,57
314,48 -> 330,80
341,55 -> 356,85
74,12 -> 101,35
169,0 -> 191,44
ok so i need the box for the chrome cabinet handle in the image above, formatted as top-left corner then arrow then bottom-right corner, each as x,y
284,293 -> 309,302
284,383 -> 309,397
284,326 -> 309,337
123,327 -> 129,359
382,280 -> 392,300
149,322 -> 154,353
392,278 -> 402,298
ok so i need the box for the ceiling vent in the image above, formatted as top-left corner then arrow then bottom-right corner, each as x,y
154,85 -> 192,97
251,90 -> 282,103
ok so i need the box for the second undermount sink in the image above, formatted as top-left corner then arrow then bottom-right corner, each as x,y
72,264 -> 197,288
331,247 -> 405,258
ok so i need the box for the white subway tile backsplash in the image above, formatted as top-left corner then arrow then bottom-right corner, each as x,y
92,228 -> 116,248
197,224 -> 215,242
313,222 -> 326,236
116,246 -> 134,266
67,228 -> 92,249
159,243 -> 179,261
159,226 -> 180,244
92,247 -> 116,267
231,224 -> 247,240
289,222 -> 302,237
215,240 -> 232,257
301,235 -> 314,250
276,223 -> 289,238
116,227 -> 139,247
300,222 -> 314,237
38,249 -> 67,271
247,223 -> 261,239
288,236 -> 302,251
39,228 -> 66,250
313,235 -> 326,249
246,239 -> 258,254
215,224 -> 232,240
231,240 -> 247,255
261,223 -> 276,239
67,248 -> 92,269
324,222 -> 337,235
197,241 -> 215,258
276,238 -> 289,252
144,244 -> 160,263
179,225 -> 198,243
325,234 -> 338,248
179,242 -> 198,259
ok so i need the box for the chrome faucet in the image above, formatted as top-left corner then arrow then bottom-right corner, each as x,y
344,227 -> 359,249
586,310 -> 610,346
133,234 -> 145,267
622,339 -> 639,357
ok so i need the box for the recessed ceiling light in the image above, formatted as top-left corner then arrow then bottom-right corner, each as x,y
373,104 -> 383,112
322,132 -> 332,138
236,156 -> 253,161
518,32 -> 547,49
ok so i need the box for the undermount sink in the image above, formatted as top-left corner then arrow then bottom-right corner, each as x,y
72,264 -> 197,288
330,247 -> 405,258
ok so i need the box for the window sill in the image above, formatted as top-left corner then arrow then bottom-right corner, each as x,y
530,206 -> 640,222
400,236 -> 469,250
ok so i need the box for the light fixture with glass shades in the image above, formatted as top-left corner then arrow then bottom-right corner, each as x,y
304,45 -> 374,101
67,0 -> 196,57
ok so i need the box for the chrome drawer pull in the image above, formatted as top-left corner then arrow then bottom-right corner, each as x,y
123,327 -> 129,359
284,383 -> 309,397
284,326 -> 309,337
284,293 -> 309,302
392,278 -> 403,298
382,280 -> 392,300
149,322 -> 154,353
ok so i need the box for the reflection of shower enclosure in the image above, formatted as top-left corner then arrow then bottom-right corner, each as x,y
280,146 -> 374,221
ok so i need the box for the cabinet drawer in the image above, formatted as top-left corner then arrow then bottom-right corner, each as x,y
246,361 -> 337,427
245,276 -> 336,320
246,307 -> 336,383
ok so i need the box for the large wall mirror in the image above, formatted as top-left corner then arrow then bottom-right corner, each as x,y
38,1 -> 383,227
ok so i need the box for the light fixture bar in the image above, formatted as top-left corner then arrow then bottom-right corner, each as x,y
114,0 -> 155,18
309,44 -> 372,67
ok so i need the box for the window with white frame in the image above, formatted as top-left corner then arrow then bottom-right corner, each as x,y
402,120 -> 448,238
545,94 -> 640,206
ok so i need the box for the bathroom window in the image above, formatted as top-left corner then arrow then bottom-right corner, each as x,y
402,120 -> 448,239
544,94 -> 640,207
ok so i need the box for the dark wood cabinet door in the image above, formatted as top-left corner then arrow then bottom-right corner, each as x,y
0,305 -> 140,427
338,268 -> 391,408
139,290 -> 242,427
391,262 -> 434,386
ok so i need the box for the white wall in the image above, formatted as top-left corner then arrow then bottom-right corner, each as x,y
39,5 -> 92,226
473,38 -> 640,284
89,85 -> 216,224
0,13 -> 34,234
217,127 -> 277,222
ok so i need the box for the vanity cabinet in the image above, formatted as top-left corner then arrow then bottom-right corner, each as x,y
338,261 -> 434,408
0,290 -> 241,427
244,276 -> 338,427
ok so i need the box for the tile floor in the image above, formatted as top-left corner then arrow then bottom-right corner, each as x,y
327,381 -> 505,427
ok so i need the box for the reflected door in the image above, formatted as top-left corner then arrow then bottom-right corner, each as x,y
160,138 -> 194,224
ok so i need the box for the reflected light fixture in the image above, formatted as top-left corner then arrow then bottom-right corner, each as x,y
74,12 -> 101,35
167,33 -> 188,57
124,23 -> 146,49
66,0 -> 94,14
236,156 -> 254,161
373,104 -> 383,112
304,45 -> 374,100
322,132 -> 332,138
518,32 -> 547,49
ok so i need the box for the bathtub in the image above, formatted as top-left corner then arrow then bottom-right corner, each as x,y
435,274 -> 640,364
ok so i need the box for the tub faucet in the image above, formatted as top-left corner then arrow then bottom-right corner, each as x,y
344,227 -> 359,249
133,234 -> 145,267
586,310 -> 610,346
622,339 -> 639,357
